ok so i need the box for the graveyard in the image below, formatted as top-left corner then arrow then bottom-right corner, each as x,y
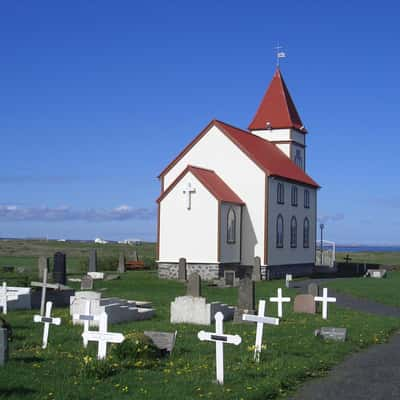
1,246 -> 400,399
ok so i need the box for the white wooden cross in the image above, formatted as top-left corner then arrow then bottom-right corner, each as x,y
82,312 -> 125,360
314,288 -> 336,320
269,288 -> 291,318
198,311 -> 241,384
0,282 -> 18,315
73,299 -> 100,348
243,300 -> 279,362
33,301 -> 61,349
182,182 -> 196,210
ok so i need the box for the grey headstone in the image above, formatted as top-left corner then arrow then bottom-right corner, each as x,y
0,328 -> 8,366
131,251 -> 138,262
16,267 -> 26,274
238,277 -> 255,311
293,294 -> 316,314
81,275 -> 93,290
252,256 -> 261,281
117,253 -> 126,273
89,249 -> 97,272
178,258 -> 187,281
38,256 -> 49,280
315,327 -> 347,342
307,282 -> 320,297
187,273 -> 201,297
104,274 -> 120,281
53,252 -> 66,285
224,271 -> 235,287
144,331 -> 177,354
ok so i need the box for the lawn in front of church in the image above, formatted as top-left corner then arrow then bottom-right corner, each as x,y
1,271 -> 400,400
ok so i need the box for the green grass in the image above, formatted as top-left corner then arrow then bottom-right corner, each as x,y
336,251 -> 400,266
327,271 -> 400,307
1,271 -> 400,400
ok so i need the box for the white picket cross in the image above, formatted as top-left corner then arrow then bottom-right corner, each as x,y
0,282 -> 18,315
243,300 -> 279,362
314,288 -> 336,320
73,299 -> 100,348
82,312 -> 125,360
198,311 -> 241,384
33,301 -> 61,349
269,288 -> 291,318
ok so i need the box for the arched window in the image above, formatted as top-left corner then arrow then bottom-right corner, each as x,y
276,215 -> 284,248
291,186 -> 298,206
227,207 -> 236,244
303,218 -> 310,248
290,216 -> 297,248
304,189 -> 310,208
277,183 -> 284,204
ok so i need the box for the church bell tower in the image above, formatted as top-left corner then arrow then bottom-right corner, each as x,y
248,68 -> 307,171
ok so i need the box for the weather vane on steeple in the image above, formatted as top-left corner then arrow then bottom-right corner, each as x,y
275,42 -> 286,67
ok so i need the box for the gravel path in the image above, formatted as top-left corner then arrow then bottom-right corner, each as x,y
288,278 -> 400,399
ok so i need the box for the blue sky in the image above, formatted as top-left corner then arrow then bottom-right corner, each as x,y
0,0 -> 399,244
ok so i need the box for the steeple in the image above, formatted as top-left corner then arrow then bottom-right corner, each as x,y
248,67 -> 306,133
248,68 -> 308,171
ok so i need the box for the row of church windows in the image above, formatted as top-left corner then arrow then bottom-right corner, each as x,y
276,215 -> 310,248
277,183 -> 310,208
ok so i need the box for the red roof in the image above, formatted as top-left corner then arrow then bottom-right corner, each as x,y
157,165 -> 245,204
248,68 -> 307,133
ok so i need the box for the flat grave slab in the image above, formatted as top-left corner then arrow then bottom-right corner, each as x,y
315,327 -> 347,341
144,330 -> 177,354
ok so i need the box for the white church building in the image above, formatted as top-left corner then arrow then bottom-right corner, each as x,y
157,68 -> 319,280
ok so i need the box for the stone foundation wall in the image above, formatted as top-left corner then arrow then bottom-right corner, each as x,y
265,263 -> 314,280
158,263 -> 220,281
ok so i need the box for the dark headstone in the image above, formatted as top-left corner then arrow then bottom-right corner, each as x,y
293,294 -> 316,314
117,253 -> 126,273
234,277 -> 255,323
2,266 -> 14,273
81,275 -> 93,290
187,273 -> 201,297
252,257 -> 261,281
315,327 -> 347,342
307,282 -> 320,298
224,271 -> 235,286
53,252 -> 66,285
144,331 -> 177,354
89,249 -> 97,272
38,256 -> 49,280
178,258 -> 187,281
0,328 -> 8,366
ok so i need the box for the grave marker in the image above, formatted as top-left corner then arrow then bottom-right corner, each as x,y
314,288 -> 336,320
315,327 -> 347,341
198,312 -> 241,384
187,273 -> 201,297
252,256 -> 261,281
117,253 -> 126,273
293,294 -> 316,314
178,258 -> 187,281
242,300 -> 279,362
53,252 -> 66,285
0,328 -> 8,366
89,249 -> 97,272
81,275 -> 94,290
144,331 -> 178,354
224,271 -> 235,286
285,274 -> 293,288
38,256 -> 49,280
82,312 -> 125,360
73,299 -> 100,348
33,301 -> 61,349
0,282 -> 18,315
269,288 -> 291,318
234,277 -> 255,322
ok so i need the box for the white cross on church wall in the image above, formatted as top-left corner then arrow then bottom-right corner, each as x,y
243,300 -> 279,362
314,288 -> 336,320
269,288 -> 291,318
198,312 -> 241,384
33,301 -> 62,349
182,182 -> 196,210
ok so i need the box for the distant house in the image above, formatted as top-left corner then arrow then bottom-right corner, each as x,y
157,68 -> 319,280
94,238 -> 108,244
118,239 -> 142,245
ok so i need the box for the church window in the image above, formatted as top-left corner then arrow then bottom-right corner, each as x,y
290,217 -> 297,248
304,190 -> 310,208
294,149 -> 303,169
277,183 -> 284,204
276,215 -> 284,248
227,207 -> 236,244
303,218 -> 310,248
291,186 -> 298,206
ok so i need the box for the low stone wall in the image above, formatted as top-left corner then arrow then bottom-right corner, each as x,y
158,263 -> 220,281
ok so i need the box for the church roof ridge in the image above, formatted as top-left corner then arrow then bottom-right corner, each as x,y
248,67 -> 307,133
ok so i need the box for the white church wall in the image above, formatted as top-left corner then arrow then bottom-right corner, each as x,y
162,125 -> 265,265
219,202 -> 241,263
267,177 -> 316,266
159,171 -> 218,263
275,143 -> 291,158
